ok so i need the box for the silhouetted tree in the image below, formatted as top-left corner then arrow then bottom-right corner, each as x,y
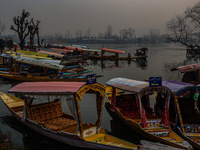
10,9 -> 30,50
106,25 -> 113,38
143,29 -> 160,43
29,18 -> 40,50
166,2 -> 200,49
84,28 -> 91,38
119,29 -> 128,39
75,30 -> 82,39
119,27 -> 135,40
0,21 -> 6,35
127,27 -> 135,39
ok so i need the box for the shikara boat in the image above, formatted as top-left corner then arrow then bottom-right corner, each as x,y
171,63 -> 200,84
162,80 -> 200,149
36,49 -> 69,59
134,48 -> 148,59
0,81 -> 139,150
0,57 -> 103,82
87,48 -> 138,60
105,78 -> 192,149
0,54 -> 13,70
6,50 -> 52,59
186,47 -> 200,58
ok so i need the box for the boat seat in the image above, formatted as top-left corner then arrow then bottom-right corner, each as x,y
28,101 -> 78,131
42,117 -> 78,131
116,106 -> 141,119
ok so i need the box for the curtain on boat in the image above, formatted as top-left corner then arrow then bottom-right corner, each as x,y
65,95 -> 79,124
24,94 -> 79,124
25,94 -> 68,101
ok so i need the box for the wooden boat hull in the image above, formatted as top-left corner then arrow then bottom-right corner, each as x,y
0,72 -> 103,82
176,126 -> 200,150
86,55 -> 138,60
0,93 -> 138,150
105,102 -> 191,150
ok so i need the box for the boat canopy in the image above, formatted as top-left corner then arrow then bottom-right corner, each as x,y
14,57 -> 65,70
171,63 -> 200,73
0,54 -> 12,58
37,50 -> 64,57
82,48 -> 101,52
106,78 -> 171,97
101,48 -> 125,54
8,82 -> 105,101
51,48 -> 73,53
162,80 -> 200,98
66,46 -> 82,51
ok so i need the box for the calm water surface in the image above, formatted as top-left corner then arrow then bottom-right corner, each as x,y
0,43 -> 198,150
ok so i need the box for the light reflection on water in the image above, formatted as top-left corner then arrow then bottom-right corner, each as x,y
0,43 -> 199,149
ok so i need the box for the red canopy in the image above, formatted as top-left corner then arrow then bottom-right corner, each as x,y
102,48 -> 125,54
51,48 -> 73,52
66,46 -> 82,51
8,82 -> 86,94
171,63 -> 200,73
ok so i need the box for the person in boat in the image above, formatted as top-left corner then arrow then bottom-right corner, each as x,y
128,53 -> 131,59
115,53 -> 119,58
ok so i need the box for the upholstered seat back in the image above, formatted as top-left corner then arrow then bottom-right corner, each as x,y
28,101 -> 63,122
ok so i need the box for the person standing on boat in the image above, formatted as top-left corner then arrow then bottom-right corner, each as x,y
14,44 -> 17,52
75,47 -> 78,55
128,53 -> 131,59
0,39 -> 4,53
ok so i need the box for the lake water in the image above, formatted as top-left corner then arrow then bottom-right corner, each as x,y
0,43 -> 198,150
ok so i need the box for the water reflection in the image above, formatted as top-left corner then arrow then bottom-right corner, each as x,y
89,60 -> 125,71
135,58 -> 148,70
88,58 -> 148,71
0,116 -> 83,150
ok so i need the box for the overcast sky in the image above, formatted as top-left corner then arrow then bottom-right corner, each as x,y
0,0 -> 199,37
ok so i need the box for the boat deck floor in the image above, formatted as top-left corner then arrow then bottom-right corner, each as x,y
84,133 -> 137,149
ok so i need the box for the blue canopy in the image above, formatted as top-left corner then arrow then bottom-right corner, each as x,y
162,80 -> 200,97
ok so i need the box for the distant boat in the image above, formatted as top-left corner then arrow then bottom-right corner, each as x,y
87,48 -> 138,60
170,63 -> 200,84
134,47 -> 148,59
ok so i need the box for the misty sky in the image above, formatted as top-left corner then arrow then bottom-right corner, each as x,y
0,0 -> 199,37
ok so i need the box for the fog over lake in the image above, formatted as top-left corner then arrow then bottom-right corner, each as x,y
0,0 -> 199,36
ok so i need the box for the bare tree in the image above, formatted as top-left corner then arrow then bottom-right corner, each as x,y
166,2 -> 200,49
29,18 -> 40,50
75,30 -> 82,39
84,28 -> 91,38
10,9 -> 30,50
106,25 -> 113,38
0,21 -> 6,35
119,29 -> 128,39
127,27 -> 135,39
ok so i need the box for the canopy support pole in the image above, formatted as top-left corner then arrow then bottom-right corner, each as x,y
175,95 -> 185,133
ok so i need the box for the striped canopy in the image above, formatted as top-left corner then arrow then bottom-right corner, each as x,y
171,63 -> 200,73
